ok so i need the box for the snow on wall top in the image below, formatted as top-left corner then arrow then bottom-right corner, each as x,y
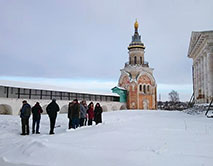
0,80 -> 119,97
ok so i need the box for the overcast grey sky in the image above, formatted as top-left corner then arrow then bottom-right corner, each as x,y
0,0 -> 213,101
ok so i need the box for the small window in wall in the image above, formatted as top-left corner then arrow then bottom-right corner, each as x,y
140,57 -> 142,64
134,56 -> 137,65
129,57 -> 131,64
4,87 -> 7,94
139,85 -> 142,92
143,85 -> 146,94
11,88 -> 13,94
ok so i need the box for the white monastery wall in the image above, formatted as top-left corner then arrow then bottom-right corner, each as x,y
0,98 -> 126,115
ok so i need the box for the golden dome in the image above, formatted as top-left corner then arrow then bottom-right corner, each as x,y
134,20 -> 139,29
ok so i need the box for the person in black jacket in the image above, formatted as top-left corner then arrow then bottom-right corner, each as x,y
32,102 -> 43,134
20,100 -> 31,135
94,103 -> 103,125
69,99 -> 80,129
46,99 -> 60,134
68,101 -> 73,129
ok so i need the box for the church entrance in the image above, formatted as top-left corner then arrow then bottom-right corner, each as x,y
143,100 -> 149,110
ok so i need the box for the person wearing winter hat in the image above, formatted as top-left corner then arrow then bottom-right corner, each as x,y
20,100 -> 31,135
46,99 -> 60,134
69,99 -> 80,129
87,102 -> 94,126
32,102 -> 43,134
79,100 -> 88,126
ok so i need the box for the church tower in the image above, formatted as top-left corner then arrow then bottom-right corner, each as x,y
118,20 -> 157,110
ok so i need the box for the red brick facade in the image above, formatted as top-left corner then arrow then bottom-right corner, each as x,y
119,74 -> 157,110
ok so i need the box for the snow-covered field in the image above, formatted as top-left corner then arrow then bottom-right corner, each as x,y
0,110 -> 213,166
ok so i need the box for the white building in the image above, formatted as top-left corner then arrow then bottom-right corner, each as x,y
188,31 -> 213,104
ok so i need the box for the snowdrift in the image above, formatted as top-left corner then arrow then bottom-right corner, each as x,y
0,110 -> 213,166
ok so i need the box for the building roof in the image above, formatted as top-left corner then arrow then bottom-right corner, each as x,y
0,80 -> 119,97
128,21 -> 145,50
188,30 -> 213,58
111,86 -> 127,91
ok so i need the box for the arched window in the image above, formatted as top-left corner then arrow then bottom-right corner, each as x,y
134,56 -> 137,65
140,57 -> 142,64
129,57 -> 131,64
147,85 -> 150,92
139,85 -> 142,92
143,85 -> 146,94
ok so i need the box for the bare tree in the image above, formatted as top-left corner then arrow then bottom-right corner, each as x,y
169,90 -> 179,102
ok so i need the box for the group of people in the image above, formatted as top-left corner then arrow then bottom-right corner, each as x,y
19,99 -> 103,135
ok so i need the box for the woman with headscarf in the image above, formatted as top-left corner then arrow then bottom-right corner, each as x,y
94,103 -> 103,125
87,102 -> 94,126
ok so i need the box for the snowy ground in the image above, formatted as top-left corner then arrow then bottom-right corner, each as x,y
0,110 -> 213,166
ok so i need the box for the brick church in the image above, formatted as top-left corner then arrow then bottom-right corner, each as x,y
118,20 -> 157,110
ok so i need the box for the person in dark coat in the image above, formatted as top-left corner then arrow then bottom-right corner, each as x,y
68,101 -> 73,129
79,100 -> 88,127
46,99 -> 60,134
70,99 -> 80,129
32,102 -> 43,134
20,100 -> 31,135
94,103 -> 103,125
87,102 -> 94,126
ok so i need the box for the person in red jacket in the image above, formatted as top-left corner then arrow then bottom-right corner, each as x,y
87,102 -> 94,126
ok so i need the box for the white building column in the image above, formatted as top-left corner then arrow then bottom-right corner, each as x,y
199,58 -> 202,103
203,54 -> 208,103
192,63 -> 195,98
195,62 -> 199,102
207,50 -> 213,101
197,60 -> 200,103
200,54 -> 203,102
203,56 -> 206,102
198,59 -> 201,103
194,62 -> 197,102
193,62 -> 196,101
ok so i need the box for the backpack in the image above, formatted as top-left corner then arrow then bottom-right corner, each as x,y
23,105 -> 31,118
